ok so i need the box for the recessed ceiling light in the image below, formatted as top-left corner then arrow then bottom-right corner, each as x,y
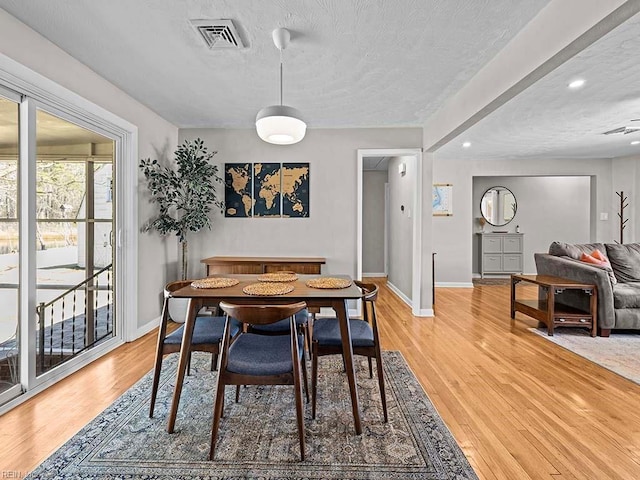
568,79 -> 586,89
462,142 -> 471,148
631,140 -> 640,145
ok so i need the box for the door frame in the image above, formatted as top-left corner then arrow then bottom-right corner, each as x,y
357,148 -> 423,316
384,182 -> 390,276
0,85 -> 22,406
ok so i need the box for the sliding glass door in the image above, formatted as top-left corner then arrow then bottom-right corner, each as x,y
0,85 -> 122,407
34,109 -> 115,376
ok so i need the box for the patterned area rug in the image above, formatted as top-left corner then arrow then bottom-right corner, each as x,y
26,351 -> 477,479
530,327 -> 640,385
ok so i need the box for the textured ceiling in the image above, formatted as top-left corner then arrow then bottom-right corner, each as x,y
363,156 -> 389,171
0,0 -> 550,129
437,10 -> 640,160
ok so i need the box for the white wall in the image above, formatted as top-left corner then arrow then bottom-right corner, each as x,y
472,176 -> 591,275
433,156 -> 615,285
362,170 -> 387,275
0,9 -> 179,330
179,128 -> 422,280
387,156 -> 415,298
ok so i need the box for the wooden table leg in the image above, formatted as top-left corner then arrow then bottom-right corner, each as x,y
167,298 -> 200,433
590,287 -> 597,338
546,286 -> 555,336
333,299 -> 362,435
510,276 -> 516,319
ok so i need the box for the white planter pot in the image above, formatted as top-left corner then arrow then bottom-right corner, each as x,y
168,297 -> 190,324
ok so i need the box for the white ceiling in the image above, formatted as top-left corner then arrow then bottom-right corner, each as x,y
0,0 -> 550,129
437,10 -> 640,160
363,156 -> 389,171
1,1 -> 638,161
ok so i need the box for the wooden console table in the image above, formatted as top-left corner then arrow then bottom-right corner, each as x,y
510,274 -> 597,337
201,256 -> 326,276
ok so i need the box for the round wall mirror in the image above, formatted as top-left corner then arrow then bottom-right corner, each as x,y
480,186 -> 517,226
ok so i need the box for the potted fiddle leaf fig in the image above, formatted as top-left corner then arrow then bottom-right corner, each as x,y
140,138 -> 223,321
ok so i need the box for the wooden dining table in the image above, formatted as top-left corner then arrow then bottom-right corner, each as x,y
165,274 -> 365,435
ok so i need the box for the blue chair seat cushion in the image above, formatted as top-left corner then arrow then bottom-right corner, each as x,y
165,316 -> 241,345
250,309 -> 309,333
313,318 -> 374,348
227,333 -> 304,376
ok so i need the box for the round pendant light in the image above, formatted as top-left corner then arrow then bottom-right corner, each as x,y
255,28 -> 306,145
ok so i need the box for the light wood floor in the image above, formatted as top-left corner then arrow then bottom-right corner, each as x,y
2,282 -> 640,479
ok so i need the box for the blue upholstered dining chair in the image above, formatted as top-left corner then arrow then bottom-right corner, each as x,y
311,281 -> 388,422
235,308 -> 311,404
248,308 -> 312,353
148,280 -> 241,418
210,301 -> 308,461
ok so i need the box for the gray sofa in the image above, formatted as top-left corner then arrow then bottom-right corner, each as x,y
534,242 -> 640,336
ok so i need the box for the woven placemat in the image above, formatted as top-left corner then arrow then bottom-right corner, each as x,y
243,282 -> 295,296
257,272 -> 299,282
191,277 -> 239,289
306,277 -> 352,289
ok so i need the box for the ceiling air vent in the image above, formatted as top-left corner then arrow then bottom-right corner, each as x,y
190,19 -> 244,49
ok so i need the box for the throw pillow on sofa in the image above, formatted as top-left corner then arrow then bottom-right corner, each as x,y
605,243 -> 640,283
591,249 -> 608,263
580,252 -> 606,266
579,251 -> 617,285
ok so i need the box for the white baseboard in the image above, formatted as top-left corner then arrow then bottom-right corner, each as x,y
129,316 -> 160,342
387,281 -> 412,307
387,282 -> 434,317
435,282 -> 474,288
362,272 -> 386,278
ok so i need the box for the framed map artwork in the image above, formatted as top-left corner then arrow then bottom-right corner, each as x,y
433,183 -> 453,216
224,163 -> 253,217
253,163 -> 281,217
282,163 -> 309,217
224,162 -> 310,218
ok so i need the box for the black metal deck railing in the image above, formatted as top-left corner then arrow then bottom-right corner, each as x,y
35,263 -> 113,374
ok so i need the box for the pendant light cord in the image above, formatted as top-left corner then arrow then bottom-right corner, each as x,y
279,49 -> 283,106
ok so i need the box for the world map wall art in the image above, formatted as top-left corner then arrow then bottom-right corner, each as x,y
224,163 -> 310,218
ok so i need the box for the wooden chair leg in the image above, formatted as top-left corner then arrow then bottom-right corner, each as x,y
311,342 -> 319,419
187,352 -> 192,376
303,324 -> 312,356
149,352 -> 165,418
292,347 -> 306,460
374,353 -> 388,422
235,385 -> 241,403
209,382 -> 226,460
368,357 -> 373,378
301,357 -> 309,404
211,353 -> 218,371
307,314 -> 314,353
